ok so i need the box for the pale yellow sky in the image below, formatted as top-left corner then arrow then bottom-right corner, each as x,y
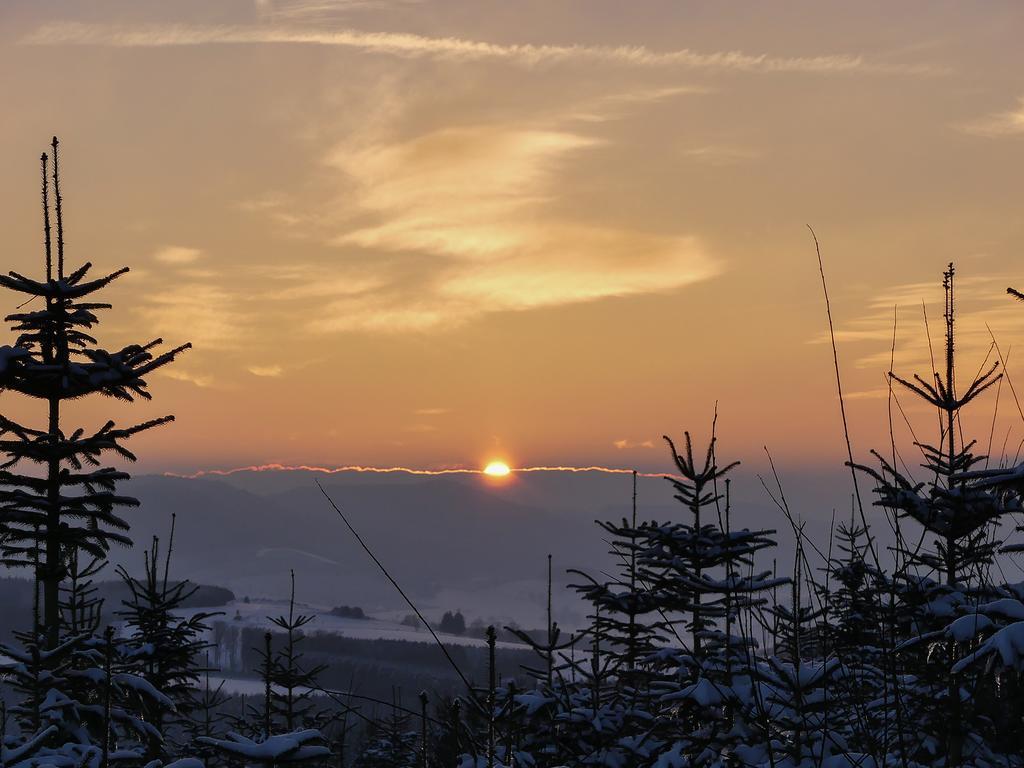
2,1 -> 1024,474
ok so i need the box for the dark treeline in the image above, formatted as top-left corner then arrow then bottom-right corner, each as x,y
3,140 -> 1024,768
0,578 -> 232,637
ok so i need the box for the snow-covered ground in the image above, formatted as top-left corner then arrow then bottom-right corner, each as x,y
181,598 -> 537,696
184,598 -> 527,651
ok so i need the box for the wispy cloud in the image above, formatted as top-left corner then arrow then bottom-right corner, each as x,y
134,283 -> 248,350
438,226 -> 714,311
414,407 -> 449,416
153,245 -> 203,264
567,86 -> 711,123
330,128 -> 601,258
613,439 -> 655,449
311,122 -> 720,331
960,97 -> 1024,137
248,365 -> 284,377
22,21 -> 936,75
255,0 -> 416,23
161,367 -> 216,388
818,274 -> 1024,372
309,296 -> 458,333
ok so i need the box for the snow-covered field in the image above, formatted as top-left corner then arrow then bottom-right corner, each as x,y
182,598 -> 537,696
185,598 -> 527,651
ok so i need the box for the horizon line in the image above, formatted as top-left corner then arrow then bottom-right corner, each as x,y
162,463 -> 672,480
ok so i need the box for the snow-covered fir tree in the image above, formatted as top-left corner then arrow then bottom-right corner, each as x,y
353,698 -> 419,768
0,139 -> 190,647
851,264 -> 1020,766
267,571 -> 330,733
0,138 -> 193,767
116,519 -> 218,760
636,428 -> 784,765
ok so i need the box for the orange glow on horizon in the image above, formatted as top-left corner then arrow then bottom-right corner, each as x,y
163,462 -> 670,480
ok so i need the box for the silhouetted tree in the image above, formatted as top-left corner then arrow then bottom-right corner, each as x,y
0,137 -> 189,649
852,264 -> 1015,766
0,138 -> 191,766
637,427 -> 783,761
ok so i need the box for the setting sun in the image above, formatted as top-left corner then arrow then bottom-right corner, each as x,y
483,460 -> 511,477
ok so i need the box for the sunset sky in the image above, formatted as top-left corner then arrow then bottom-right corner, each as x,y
2,1 -> 1024,475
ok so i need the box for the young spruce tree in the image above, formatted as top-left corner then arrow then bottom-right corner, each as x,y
0,137 -> 190,649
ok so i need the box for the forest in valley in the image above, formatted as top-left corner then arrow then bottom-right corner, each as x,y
4,139 -> 1024,768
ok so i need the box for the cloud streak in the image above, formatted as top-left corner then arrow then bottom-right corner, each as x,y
817,274 -> 1024,373
330,128 -> 602,259
312,122 -> 720,331
153,246 -> 203,264
961,97 -> 1024,137
22,21 -> 935,75
248,365 -> 284,377
134,283 -> 249,351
